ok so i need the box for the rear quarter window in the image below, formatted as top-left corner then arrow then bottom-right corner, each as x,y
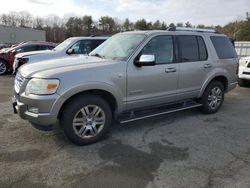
210,36 -> 237,59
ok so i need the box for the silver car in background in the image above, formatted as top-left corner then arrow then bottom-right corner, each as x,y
13,36 -> 108,73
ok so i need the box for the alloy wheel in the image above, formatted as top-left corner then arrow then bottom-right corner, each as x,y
208,87 -> 222,110
72,105 -> 106,138
0,62 -> 7,75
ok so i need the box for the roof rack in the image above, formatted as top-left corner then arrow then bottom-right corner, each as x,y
167,27 -> 218,33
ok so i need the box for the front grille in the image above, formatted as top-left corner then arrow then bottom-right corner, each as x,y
14,72 -> 25,93
243,72 -> 250,75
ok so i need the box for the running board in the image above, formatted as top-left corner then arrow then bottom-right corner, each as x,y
119,101 -> 202,124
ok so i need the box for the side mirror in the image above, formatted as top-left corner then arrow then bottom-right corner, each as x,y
67,48 -> 75,55
134,54 -> 156,67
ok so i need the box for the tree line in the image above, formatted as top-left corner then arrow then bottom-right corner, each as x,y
0,11 -> 249,42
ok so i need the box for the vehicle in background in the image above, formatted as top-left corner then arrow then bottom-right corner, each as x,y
13,36 -> 108,74
235,41 -> 250,87
238,56 -> 250,87
0,44 -> 10,50
13,28 -> 238,145
0,41 -> 56,75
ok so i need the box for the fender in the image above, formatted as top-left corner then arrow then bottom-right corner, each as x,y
50,81 -> 124,117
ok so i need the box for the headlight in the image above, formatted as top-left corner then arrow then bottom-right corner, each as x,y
25,78 -> 59,95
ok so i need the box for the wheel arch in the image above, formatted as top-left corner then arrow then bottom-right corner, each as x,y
199,74 -> 228,98
57,89 -> 120,120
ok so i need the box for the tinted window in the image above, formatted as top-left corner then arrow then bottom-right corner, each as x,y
178,35 -> 199,62
68,40 -> 105,55
16,45 -> 37,53
37,45 -> 54,50
80,40 -> 105,54
210,36 -> 237,59
197,36 -> 208,60
91,40 -> 106,50
141,35 -> 174,64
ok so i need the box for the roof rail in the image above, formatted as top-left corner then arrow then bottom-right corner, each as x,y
167,27 -> 218,33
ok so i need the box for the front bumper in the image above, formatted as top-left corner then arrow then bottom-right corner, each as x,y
238,67 -> 250,80
12,92 -> 65,127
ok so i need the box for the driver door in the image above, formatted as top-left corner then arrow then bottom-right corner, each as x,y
126,35 -> 179,110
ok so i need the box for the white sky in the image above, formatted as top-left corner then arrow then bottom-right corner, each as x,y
0,0 -> 249,26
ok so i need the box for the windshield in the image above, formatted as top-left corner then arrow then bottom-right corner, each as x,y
89,33 -> 146,60
53,38 -> 75,51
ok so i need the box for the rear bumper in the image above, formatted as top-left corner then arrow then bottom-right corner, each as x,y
227,82 -> 237,92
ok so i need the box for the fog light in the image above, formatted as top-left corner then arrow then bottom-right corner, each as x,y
28,107 -> 39,114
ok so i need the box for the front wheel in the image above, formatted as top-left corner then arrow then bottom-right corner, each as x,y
60,95 -> 112,145
199,81 -> 225,114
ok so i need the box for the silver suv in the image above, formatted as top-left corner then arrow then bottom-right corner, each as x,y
12,28 -> 238,145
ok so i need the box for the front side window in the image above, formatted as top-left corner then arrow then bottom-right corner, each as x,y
67,40 -> 105,55
140,35 -> 174,64
69,41 -> 81,54
90,34 -> 146,60
53,38 -> 74,51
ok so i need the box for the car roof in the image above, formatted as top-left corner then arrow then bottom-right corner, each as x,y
14,41 -> 57,48
67,36 -> 109,40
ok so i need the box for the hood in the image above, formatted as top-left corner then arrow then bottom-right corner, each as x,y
15,50 -> 54,58
19,55 -> 110,78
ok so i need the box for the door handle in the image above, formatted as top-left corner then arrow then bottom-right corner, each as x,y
165,67 -> 176,73
204,64 -> 212,68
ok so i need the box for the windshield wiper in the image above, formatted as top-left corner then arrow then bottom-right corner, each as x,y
90,53 -> 105,59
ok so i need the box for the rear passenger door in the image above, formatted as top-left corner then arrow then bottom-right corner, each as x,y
176,35 -> 211,100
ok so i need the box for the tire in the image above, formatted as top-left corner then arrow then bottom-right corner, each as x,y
60,95 -> 112,145
238,78 -> 249,87
0,60 -> 8,75
199,81 -> 225,114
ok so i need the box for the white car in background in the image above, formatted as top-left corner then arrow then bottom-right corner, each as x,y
238,56 -> 250,87
13,36 -> 108,73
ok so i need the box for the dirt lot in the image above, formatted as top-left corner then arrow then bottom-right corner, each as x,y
0,75 -> 250,188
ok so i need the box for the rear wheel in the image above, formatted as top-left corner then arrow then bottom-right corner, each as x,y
0,60 -> 8,75
60,95 -> 112,145
199,81 -> 225,114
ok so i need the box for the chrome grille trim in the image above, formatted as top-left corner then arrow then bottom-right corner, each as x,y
14,72 -> 25,94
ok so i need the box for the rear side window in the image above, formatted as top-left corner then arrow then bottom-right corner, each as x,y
177,35 -> 199,62
210,36 -> 237,59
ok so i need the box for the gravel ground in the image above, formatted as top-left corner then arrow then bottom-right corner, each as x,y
0,75 -> 250,188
